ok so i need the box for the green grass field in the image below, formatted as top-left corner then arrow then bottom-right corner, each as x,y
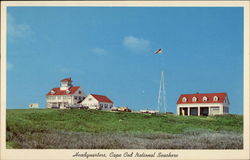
6,109 -> 243,149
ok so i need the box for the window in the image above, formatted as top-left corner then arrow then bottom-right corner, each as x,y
78,96 -> 81,100
74,96 -> 77,100
100,104 -> 103,107
213,96 -> 218,101
192,97 -> 197,102
203,96 -> 208,102
63,96 -> 67,100
58,96 -> 61,100
182,97 -> 187,102
88,98 -> 92,101
104,104 -> 108,108
223,107 -> 229,113
79,91 -> 82,94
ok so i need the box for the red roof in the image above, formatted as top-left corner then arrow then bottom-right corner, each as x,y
46,86 -> 80,96
61,78 -> 72,82
91,94 -> 113,103
177,93 -> 228,104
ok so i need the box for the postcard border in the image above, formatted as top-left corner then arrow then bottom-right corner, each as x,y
1,1 -> 249,160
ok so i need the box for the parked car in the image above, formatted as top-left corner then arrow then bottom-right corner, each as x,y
117,107 -> 132,112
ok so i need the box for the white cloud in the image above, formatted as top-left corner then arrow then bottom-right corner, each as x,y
7,13 -> 34,42
123,36 -> 151,53
91,48 -> 108,55
7,62 -> 14,71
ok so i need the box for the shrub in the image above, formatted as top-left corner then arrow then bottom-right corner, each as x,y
7,131 -> 243,149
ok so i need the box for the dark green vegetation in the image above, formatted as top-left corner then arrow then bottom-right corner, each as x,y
6,109 -> 243,149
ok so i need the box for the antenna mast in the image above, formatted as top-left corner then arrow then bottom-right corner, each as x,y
157,71 -> 167,113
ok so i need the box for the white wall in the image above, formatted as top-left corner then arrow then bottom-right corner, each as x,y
46,95 -> 72,108
81,95 -> 113,111
100,102 -> 113,111
71,88 -> 87,105
81,95 -> 99,109
28,103 -> 39,108
46,87 -> 87,108
177,103 -> 226,116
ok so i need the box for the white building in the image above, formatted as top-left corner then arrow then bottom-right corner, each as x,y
46,78 -> 87,109
28,103 -> 39,109
81,94 -> 113,111
176,93 -> 229,116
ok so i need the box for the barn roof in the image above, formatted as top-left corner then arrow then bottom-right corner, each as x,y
46,86 -> 80,96
91,94 -> 113,103
176,92 -> 228,104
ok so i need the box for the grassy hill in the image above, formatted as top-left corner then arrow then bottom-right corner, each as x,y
6,109 -> 243,149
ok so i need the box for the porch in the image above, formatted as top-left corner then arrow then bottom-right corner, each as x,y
179,106 -> 219,116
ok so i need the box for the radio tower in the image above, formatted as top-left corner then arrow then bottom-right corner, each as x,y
157,71 -> 167,113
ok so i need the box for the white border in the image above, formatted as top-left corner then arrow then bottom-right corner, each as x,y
1,1 -> 249,160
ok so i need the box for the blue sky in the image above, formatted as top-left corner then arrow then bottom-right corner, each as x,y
6,7 -> 243,114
